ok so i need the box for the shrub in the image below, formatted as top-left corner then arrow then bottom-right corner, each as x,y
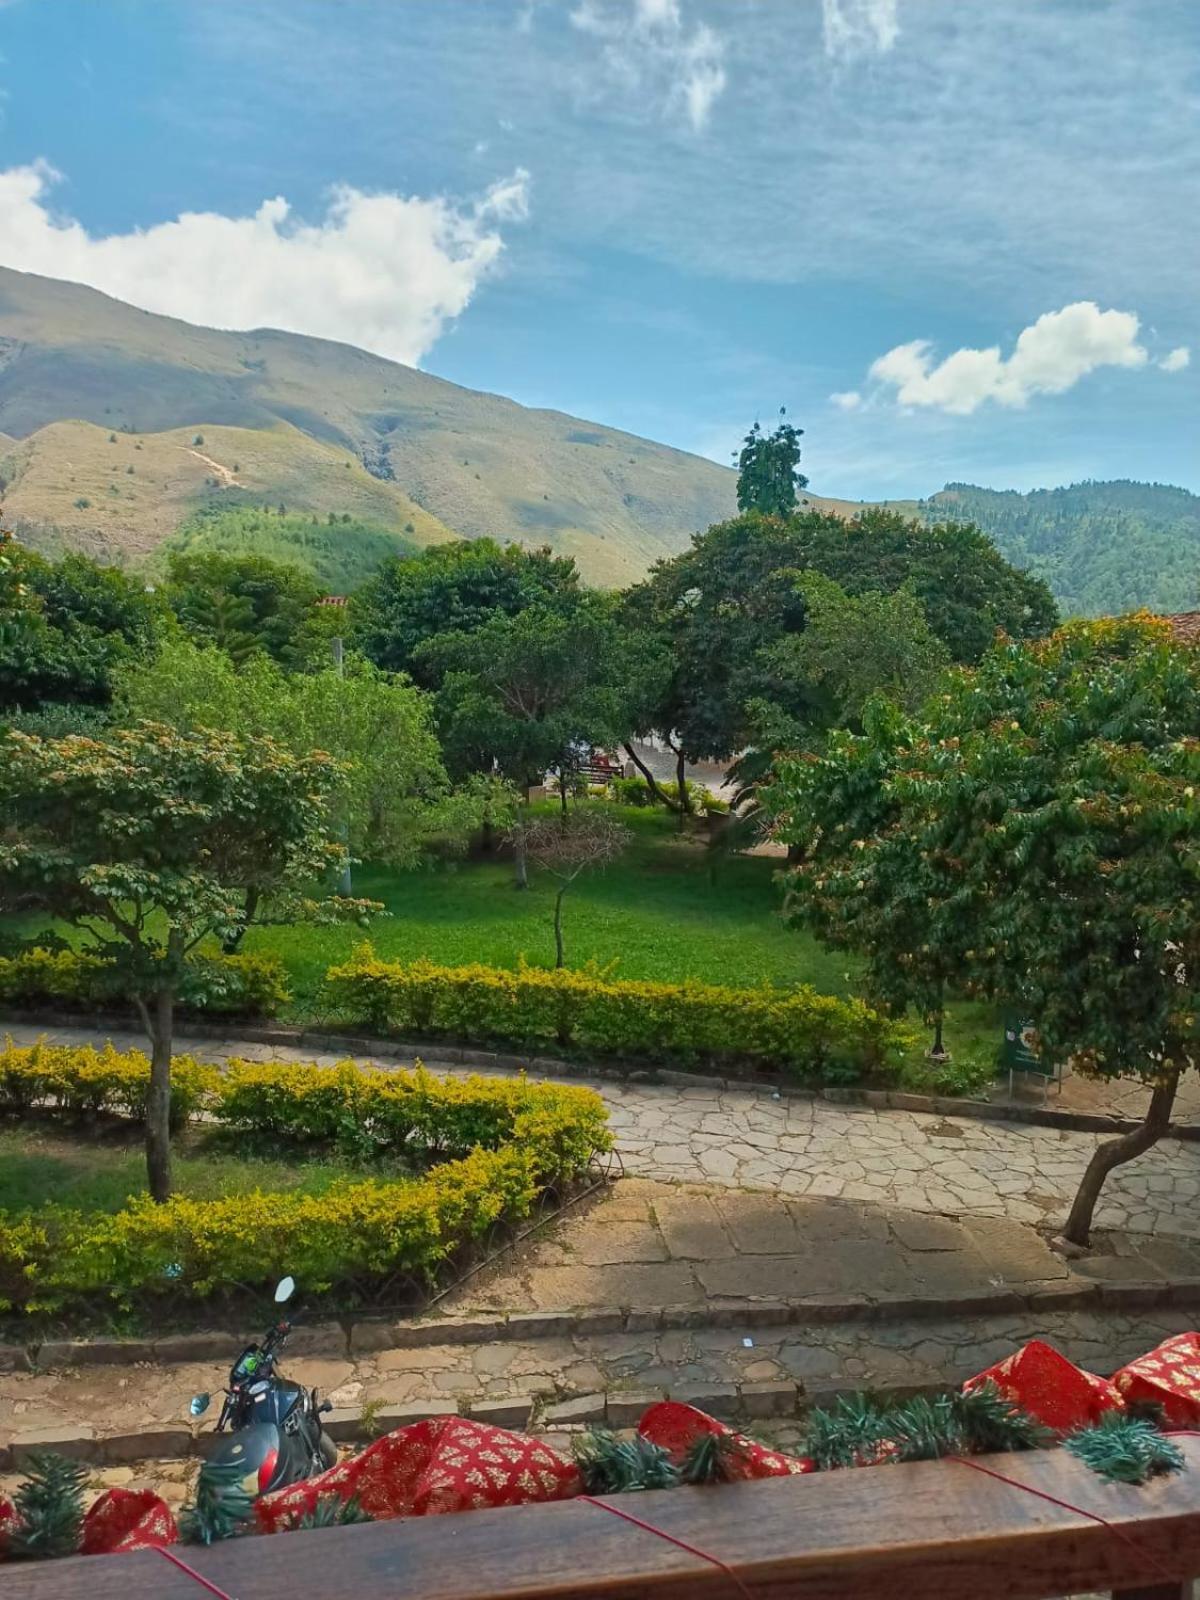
0,1044 -> 611,1315
0,948 -> 289,1019
321,946 -> 912,1084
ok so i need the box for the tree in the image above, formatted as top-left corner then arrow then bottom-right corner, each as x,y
0,531 -> 161,713
164,549 -> 327,667
351,539 -> 580,684
417,595 -> 625,887
0,722 -> 373,1200
776,616 -> 1200,1243
735,410 -> 808,518
114,638 -> 466,919
524,809 -> 630,967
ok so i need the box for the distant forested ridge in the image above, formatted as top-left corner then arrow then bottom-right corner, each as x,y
922,480 -> 1200,617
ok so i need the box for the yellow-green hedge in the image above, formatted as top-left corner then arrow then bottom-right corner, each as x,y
320,946 -> 912,1083
0,1042 -> 612,1316
0,947 -> 290,1019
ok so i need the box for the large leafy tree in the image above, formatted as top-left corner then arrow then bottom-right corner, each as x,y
114,638 -> 462,897
735,410 -> 808,518
418,594 -> 625,886
0,532 -> 161,713
778,617 -> 1200,1245
351,539 -> 580,684
0,722 -> 373,1200
163,549 -> 330,667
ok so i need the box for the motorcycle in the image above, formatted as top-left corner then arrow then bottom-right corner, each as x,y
189,1275 -> 338,1497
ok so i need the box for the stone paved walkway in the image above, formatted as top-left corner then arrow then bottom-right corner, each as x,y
7,1022 -> 1200,1237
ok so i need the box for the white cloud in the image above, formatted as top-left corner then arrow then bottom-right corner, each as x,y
830,390 -> 862,410
865,302 -> 1154,415
1160,345 -> 1190,373
822,0 -> 899,60
0,160 -> 530,366
570,0 -> 726,132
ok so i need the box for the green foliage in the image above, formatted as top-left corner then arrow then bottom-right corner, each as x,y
352,539 -> 581,684
6,1453 -> 88,1559
803,1383 -> 1051,1471
163,547 -> 328,667
924,480 -> 1200,617
1064,1411 -> 1185,1485
114,638 -> 463,869
0,1040 -> 610,1313
0,947 -> 289,1020
0,531 -> 161,712
179,1456 -> 255,1546
166,504 -> 417,593
573,1429 -> 680,1494
735,410 -> 808,518
321,945 -> 913,1082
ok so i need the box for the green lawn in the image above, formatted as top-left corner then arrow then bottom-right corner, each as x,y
0,1122 -> 372,1214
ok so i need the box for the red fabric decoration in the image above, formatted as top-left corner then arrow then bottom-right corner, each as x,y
1112,1332 -> 1200,1425
964,1339 -> 1123,1433
80,1487 -> 178,1555
0,1496 -> 18,1559
638,1401 -> 814,1479
256,1416 -> 581,1531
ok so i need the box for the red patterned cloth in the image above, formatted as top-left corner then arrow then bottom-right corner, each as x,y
1112,1332 -> 1200,1425
639,1401 -> 814,1478
964,1339 -> 1123,1433
256,1416 -> 581,1531
80,1489 -> 178,1555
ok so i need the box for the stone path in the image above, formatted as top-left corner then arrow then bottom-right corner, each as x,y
7,1022 -> 1200,1236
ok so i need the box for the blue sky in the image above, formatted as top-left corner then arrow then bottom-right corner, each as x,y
0,0 -> 1196,500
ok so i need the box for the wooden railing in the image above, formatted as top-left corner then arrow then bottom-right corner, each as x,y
4,1439 -> 1200,1599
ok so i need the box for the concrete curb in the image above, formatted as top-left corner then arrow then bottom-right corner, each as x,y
7,1275 -> 1199,1375
4,1006 -> 1196,1142
0,1375 -> 954,1472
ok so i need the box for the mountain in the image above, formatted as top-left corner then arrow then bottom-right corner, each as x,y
0,266 -> 784,585
923,481 -> 1200,617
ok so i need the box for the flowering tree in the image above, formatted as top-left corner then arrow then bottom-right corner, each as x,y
778,617 -> 1200,1245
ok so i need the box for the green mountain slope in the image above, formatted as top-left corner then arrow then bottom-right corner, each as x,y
0,265 -> 766,584
924,481 -> 1200,617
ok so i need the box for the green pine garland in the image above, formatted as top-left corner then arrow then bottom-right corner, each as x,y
7,1453 -> 89,1561
1065,1413 -> 1186,1486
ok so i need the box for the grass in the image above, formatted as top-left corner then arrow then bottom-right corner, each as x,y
0,1121 -> 373,1214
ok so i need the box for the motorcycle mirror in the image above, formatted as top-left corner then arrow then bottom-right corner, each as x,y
274,1275 -> 296,1305
189,1392 -> 211,1417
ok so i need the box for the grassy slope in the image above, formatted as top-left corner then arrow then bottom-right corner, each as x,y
0,266 -> 843,586
0,418 -> 456,568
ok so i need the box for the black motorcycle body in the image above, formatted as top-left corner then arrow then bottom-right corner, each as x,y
191,1282 -> 336,1498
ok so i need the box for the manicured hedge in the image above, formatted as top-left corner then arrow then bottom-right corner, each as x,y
0,947 -> 290,1019
320,946 -> 912,1083
0,1041 -> 612,1316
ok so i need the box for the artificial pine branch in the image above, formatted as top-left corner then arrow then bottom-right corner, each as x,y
8,1452 -> 88,1560
573,1429 -> 679,1494
179,1455 -> 256,1545
679,1430 -> 750,1485
1065,1413 -> 1185,1486
295,1494 -> 372,1530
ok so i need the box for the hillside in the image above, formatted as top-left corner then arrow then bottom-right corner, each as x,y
0,266 -> 771,584
924,481 -> 1200,617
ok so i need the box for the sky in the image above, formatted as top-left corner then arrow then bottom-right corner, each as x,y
0,0 -> 1196,501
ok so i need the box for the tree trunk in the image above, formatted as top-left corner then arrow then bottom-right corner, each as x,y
221,886 -> 260,954
1061,1068 -> 1180,1248
553,884 -> 567,969
143,986 -> 175,1203
513,802 -> 529,890
622,742 -> 681,812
